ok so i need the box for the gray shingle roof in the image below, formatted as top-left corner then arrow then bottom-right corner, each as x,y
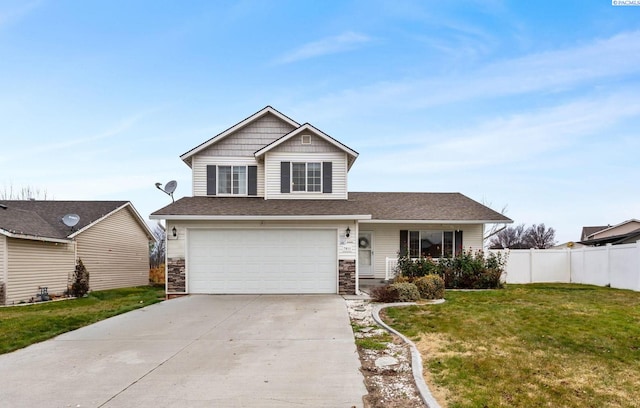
0,201 -> 129,240
151,192 -> 512,223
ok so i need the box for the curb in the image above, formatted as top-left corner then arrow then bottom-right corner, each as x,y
371,301 -> 444,408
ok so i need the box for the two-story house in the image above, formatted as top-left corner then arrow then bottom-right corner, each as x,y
151,106 -> 512,295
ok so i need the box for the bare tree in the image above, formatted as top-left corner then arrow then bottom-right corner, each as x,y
1,184 -> 50,200
489,224 -> 527,249
482,200 -> 509,240
149,223 -> 166,268
523,224 -> 556,249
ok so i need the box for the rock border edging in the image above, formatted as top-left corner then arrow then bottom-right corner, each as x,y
372,301 -> 444,408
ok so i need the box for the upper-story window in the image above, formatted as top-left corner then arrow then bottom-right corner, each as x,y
218,166 -> 247,195
292,162 -> 321,192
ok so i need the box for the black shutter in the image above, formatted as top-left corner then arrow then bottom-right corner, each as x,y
206,165 -> 216,195
280,161 -> 290,193
455,230 -> 463,256
400,230 -> 408,256
248,166 -> 257,196
322,162 -> 332,193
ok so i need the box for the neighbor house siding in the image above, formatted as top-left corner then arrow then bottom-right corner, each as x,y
591,221 -> 640,239
198,113 -> 296,157
264,151 -> 348,200
5,238 -> 75,305
192,156 -> 264,197
359,223 -> 485,280
75,207 -> 149,292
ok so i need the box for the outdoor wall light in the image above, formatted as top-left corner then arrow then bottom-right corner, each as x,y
345,227 -> 351,238
172,226 -> 177,238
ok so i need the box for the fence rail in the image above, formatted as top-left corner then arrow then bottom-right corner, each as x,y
491,240 -> 640,291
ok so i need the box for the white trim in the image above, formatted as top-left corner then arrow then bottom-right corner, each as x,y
0,229 -> 71,244
180,106 -> 300,166
360,219 -> 513,224
150,214 -> 372,221
255,123 -> 359,160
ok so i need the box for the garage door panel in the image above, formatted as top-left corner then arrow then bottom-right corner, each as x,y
187,229 -> 337,294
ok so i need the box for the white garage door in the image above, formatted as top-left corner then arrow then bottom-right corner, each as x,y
187,229 -> 337,294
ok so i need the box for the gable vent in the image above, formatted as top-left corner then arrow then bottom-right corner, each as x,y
301,134 -> 311,145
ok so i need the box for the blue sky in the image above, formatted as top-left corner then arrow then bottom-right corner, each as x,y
1,0 -> 639,244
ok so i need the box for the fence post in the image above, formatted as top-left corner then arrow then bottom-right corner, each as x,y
530,248 -> 534,283
636,240 -> 640,291
567,247 -> 572,283
606,243 -> 612,287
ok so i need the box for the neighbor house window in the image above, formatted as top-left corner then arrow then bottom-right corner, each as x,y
291,162 -> 321,192
217,166 -> 247,195
408,230 -> 460,258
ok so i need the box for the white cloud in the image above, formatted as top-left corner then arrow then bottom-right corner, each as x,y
273,32 -> 371,65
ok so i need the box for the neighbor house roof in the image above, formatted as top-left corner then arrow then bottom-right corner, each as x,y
581,225 -> 608,241
0,201 -> 154,242
579,228 -> 640,246
150,192 -> 512,224
180,106 -> 300,167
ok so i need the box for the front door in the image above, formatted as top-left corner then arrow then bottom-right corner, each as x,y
358,231 -> 374,278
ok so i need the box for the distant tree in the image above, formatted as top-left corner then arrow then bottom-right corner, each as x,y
482,200 -> 509,241
0,184 -> 50,200
523,223 -> 556,249
149,223 -> 166,268
489,224 -> 527,249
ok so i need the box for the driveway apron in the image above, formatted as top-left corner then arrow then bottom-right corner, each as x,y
0,295 -> 367,407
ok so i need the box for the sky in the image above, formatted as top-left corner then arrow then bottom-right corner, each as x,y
1,0 -> 639,244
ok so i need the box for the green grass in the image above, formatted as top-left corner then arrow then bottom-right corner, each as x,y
383,284 -> 640,408
0,286 -> 165,354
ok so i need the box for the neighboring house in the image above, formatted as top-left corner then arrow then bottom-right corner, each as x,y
579,219 -> 640,246
150,106 -> 512,295
0,201 -> 154,305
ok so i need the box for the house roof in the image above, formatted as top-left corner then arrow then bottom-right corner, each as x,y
0,201 -> 154,242
254,123 -> 359,169
581,225 -> 608,240
180,106 -> 301,167
579,228 -> 640,246
150,192 -> 512,224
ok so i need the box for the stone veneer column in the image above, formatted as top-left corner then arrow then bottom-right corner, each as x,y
338,259 -> 356,295
167,257 -> 186,293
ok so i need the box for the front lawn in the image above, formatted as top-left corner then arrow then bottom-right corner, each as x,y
383,284 -> 640,408
0,286 -> 165,354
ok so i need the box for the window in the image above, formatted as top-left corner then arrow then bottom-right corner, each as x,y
408,230 -> 460,258
217,166 -> 247,195
291,162 -> 321,192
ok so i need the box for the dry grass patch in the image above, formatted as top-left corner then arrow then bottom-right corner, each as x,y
384,284 -> 640,408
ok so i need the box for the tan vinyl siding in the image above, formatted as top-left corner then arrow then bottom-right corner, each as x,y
360,223 -> 485,280
75,207 -> 150,291
0,235 -> 7,298
192,156 -> 264,197
199,113 -> 296,157
264,151 -> 348,200
5,238 -> 75,305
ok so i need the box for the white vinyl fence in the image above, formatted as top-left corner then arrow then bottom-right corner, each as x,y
491,240 -> 640,291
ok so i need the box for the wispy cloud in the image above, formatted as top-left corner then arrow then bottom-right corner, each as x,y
273,32 -> 371,65
295,30 -> 640,119
0,0 -> 42,29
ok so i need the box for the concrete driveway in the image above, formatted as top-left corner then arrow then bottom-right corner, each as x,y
0,295 -> 367,407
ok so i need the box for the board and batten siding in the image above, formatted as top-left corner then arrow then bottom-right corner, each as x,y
75,207 -> 149,292
5,238 -> 75,305
192,156 -> 264,197
359,223 -> 484,280
198,113 -> 296,157
264,151 -> 348,200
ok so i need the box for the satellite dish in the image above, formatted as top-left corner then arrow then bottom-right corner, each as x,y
62,214 -> 80,228
155,180 -> 177,203
164,180 -> 177,194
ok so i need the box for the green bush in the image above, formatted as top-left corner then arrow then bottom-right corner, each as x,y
390,282 -> 420,302
395,249 -> 506,289
414,274 -> 445,299
370,285 -> 399,303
